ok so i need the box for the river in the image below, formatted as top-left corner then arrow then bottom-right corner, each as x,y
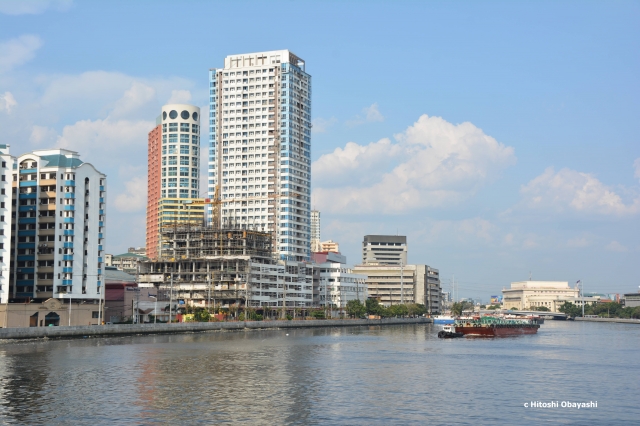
0,320 -> 637,425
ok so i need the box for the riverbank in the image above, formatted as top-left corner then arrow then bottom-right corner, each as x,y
575,317 -> 640,324
0,317 -> 431,340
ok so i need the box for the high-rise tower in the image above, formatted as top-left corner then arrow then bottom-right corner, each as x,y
208,50 -> 312,261
146,104 -> 203,259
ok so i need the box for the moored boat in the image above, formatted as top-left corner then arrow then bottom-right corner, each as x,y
454,316 -> 540,337
433,315 -> 455,325
438,324 -> 464,338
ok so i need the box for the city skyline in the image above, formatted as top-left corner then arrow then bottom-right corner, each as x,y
0,1 -> 638,297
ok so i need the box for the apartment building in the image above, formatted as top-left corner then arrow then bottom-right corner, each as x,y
10,149 -> 106,304
146,104 -> 202,259
208,50 -> 312,261
313,251 -> 367,316
0,145 -> 13,304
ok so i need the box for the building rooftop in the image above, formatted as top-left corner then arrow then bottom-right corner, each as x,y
105,266 -> 137,283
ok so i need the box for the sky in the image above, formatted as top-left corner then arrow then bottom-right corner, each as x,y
0,0 -> 638,300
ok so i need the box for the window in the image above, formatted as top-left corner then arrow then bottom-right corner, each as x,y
192,135 -> 199,144
168,167 -> 177,176
169,134 -> 178,143
180,178 -> 189,187
180,167 -> 189,177
169,123 -> 178,131
180,123 -> 190,132
180,134 -> 189,143
192,124 -> 199,133
168,145 -> 177,154
180,156 -> 189,165
168,178 -> 177,188
180,145 -> 189,154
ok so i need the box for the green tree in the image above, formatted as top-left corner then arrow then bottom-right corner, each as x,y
451,301 -> 474,316
365,298 -> 382,315
558,302 -> 581,318
346,300 -> 366,318
193,307 -> 210,322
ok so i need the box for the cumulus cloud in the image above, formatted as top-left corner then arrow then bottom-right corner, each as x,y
605,240 -> 628,252
109,82 -> 156,119
114,176 -> 147,213
0,92 -> 17,113
519,167 -> 640,216
311,117 -> 337,134
346,103 -> 384,126
0,35 -> 42,73
313,114 -> 516,214
167,89 -> 192,104
0,0 -> 72,15
29,125 -> 57,145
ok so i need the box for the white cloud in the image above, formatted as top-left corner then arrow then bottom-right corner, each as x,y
605,240 -> 628,252
0,91 -> 17,113
29,125 -> 57,145
0,35 -> 42,73
114,176 -> 147,213
346,103 -> 384,126
0,0 -> 72,15
109,82 -> 156,119
313,114 -> 516,214
311,116 -> 337,134
519,167 -> 640,216
167,89 -> 192,104
55,118 -> 154,166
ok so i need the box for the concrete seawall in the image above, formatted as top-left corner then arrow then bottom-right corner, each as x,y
575,317 -> 640,324
0,317 -> 432,340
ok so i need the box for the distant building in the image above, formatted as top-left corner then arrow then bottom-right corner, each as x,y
128,247 -> 146,256
319,239 -> 339,253
623,291 -> 640,308
109,252 -> 149,275
362,235 -> 407,266
353,263 -> 441,312
312,252 -> 367,316
502,281 -> 579,311
311,210 -> 320,252
105,267 -> 159,323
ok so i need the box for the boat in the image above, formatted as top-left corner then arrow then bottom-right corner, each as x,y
454,316 -> 540,337
433,315 -> 455,325
438,324 -> 464,338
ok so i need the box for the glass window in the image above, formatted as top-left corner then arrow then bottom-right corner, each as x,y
168,145 -> 177,154
169,133 -> 178,143
180,145 -> 189,154
169,110 -> 177,119
169,123 -> 178,132
180,178 -> 189,187
180,133 -> 189,143
168,178 -> 177,188
192,124 -> 199,133
180,156 -> 189,165
168,189 -> 177,197
191,179 -> 198,188
180,167 -> 189,176
192,135 -> 198,144
168,167 -> 177,176
168,156 -> 177,165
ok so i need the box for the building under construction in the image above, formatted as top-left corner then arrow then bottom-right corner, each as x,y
139,224 -> 315,316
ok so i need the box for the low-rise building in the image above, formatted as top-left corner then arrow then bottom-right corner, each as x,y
109,252 -> 149,275
312,252 -> 367,316
319,240 -> 339,253
623,291 -> 640,308
502,281 -> 579,311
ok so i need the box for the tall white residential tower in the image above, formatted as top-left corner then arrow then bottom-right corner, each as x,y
208,50 -> 312,261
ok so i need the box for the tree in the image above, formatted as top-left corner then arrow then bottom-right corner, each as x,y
558,302 -> 581,318
346,300 -> 366,318
365,298 -> 382,315
193,307 -> 210,322
451,301 -> 474,316
535,306 -> 550,312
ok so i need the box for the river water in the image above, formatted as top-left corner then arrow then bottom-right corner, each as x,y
0,321 -> 637,425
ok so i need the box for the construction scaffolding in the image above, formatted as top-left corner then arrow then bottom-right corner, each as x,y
158,223 -> 273,261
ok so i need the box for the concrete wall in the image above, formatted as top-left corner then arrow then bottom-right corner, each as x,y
575,317 -> 640,324
0,317 -> 431,340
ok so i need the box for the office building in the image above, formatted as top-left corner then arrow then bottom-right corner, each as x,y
208,50 -> 312,261
354,263 -> 441,312
146,104 -> 202,259
362,235 -> 407,266
502,281 -> 580,311
11,149 -> 106,303
311,210 -> 320,252
0,145 -> 13,304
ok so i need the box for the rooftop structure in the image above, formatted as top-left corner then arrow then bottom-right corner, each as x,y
362,235 -> 407,266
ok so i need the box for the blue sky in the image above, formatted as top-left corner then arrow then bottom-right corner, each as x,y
1,0 -> 638,300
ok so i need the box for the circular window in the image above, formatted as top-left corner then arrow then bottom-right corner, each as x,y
162,111 -> 167,120
192,112 -> 198,121
169,110 -> 178,119
181,110 -> 190,120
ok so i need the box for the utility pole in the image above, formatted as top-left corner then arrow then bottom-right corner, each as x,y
400,260 -> 404,305
169,271 -> 174,323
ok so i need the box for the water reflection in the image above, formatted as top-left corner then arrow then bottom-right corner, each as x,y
0,322 -> 637,424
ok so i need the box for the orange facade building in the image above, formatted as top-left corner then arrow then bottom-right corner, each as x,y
146,123 -> 161,259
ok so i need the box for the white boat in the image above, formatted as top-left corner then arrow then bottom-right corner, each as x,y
433,315 -> 455,324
